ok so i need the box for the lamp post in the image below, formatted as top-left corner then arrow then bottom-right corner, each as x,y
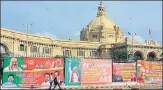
21,22 -> 34,57
128,33 -> 135,61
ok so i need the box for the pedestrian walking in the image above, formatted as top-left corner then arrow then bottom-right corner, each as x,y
53,71 -> 62,90
48,73 -> 53,90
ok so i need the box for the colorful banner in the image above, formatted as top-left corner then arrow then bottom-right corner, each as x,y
64,58 -> 81,86
2,57 -> 64,88
81,59 -> 112,85
113,63 -> 136,82
137,60 -> 162,84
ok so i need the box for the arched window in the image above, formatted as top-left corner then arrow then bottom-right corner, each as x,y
20,44 -> 24,51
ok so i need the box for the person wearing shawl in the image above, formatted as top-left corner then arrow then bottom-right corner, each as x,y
68,62 -> 80,82
4,58 -> 22,71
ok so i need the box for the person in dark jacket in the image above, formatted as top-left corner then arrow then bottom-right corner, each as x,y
53,71 -> 62,90
48,73 -> 53,90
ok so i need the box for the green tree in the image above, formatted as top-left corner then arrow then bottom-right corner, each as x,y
110,49 -> 127,61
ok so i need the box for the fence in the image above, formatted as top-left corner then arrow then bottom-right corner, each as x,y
1,57 -> 162,88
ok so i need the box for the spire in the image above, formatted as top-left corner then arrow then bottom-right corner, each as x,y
97,1 -> 105,16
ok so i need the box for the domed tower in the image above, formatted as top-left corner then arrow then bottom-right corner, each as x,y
80,1 -> 124,43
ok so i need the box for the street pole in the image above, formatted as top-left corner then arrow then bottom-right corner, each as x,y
26,24 -> 29,57
132,34 -> 134,60
21,22 -> 34,57
13,33 -> 15,57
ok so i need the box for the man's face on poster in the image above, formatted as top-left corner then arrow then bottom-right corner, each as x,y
8,76 -> 14,82
12,59 -> 18,66
44,74 -> 50,82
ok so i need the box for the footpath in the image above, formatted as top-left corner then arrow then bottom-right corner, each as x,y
1,83 -> 162,90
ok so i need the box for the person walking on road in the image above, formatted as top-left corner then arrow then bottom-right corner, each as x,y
48,73 -> 53,90
53,71 -> 62,90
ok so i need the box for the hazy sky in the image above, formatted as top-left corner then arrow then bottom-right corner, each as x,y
1,1 -> 162,44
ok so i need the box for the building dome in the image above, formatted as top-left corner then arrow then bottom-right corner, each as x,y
80,1 -> 124,43
88,15 -> 116,30
87,1 -> 116,31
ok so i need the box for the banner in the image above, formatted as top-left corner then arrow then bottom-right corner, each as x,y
2,57 -> 64,88
137,60 -> 162,84
81,59 -> 112,85
64,58 -> 81,86
113,63 -> 136,82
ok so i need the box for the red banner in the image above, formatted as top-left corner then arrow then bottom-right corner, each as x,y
81,59 -> 112,85
137,60 -> 162,84
113,63 -> 136,82
23,58 -> 64,87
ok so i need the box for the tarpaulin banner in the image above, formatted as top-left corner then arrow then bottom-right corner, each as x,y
64,58 -> 81,86
113,63 -> 136,82
81,59 -> 112,85
2,57 -> 64,88
137,60 -> 162,84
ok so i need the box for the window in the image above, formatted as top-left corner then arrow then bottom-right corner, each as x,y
92,51 -> 96,57
109,34 -> 113,38
37,47 -> 40,53
43,47 -> 49,54
99,26 -> 103,30
64,50 -> 71,56
20,44 -> 24,51
77,50 -> 84,56
30,46 -> 37,52
92,35 -> 97,38
33,46 -> 37,52
50,48 -> 52,54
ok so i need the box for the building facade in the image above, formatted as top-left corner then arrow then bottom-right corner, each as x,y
0,2 -> 162,61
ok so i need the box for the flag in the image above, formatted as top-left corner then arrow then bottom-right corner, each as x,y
149,28 -> 152,35
128,32 -> 131,35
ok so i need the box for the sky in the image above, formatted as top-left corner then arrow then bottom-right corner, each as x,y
1,1 -> 162,44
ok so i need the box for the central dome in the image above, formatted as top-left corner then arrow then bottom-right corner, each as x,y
87,1 -> 116,31
80,1 -> 124,43
88,15 -> 116,30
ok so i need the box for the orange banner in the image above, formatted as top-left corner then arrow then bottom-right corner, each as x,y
23,58 -> 64,87
81,59 -> 112,85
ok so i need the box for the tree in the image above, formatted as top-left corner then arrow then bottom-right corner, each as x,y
110,48 -> 127,61
54,55 -> 69,58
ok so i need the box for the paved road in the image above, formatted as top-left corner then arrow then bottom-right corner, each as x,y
1,84 -> 162,90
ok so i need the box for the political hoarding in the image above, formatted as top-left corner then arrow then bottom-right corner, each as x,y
81,59 -> 112,85
137,60 -> 162,84
2,57 -> 64,88
64,58 -> 81,86
113,63 -> 136,83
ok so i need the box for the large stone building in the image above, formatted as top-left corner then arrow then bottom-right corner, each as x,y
0,2 -> 162,61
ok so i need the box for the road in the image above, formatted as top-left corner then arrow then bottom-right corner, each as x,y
1,83 -> 162,90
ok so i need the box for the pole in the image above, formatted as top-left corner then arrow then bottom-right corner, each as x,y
13,33 -> 15,56
26,24 -> 29,57
132,34 -> 134,60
